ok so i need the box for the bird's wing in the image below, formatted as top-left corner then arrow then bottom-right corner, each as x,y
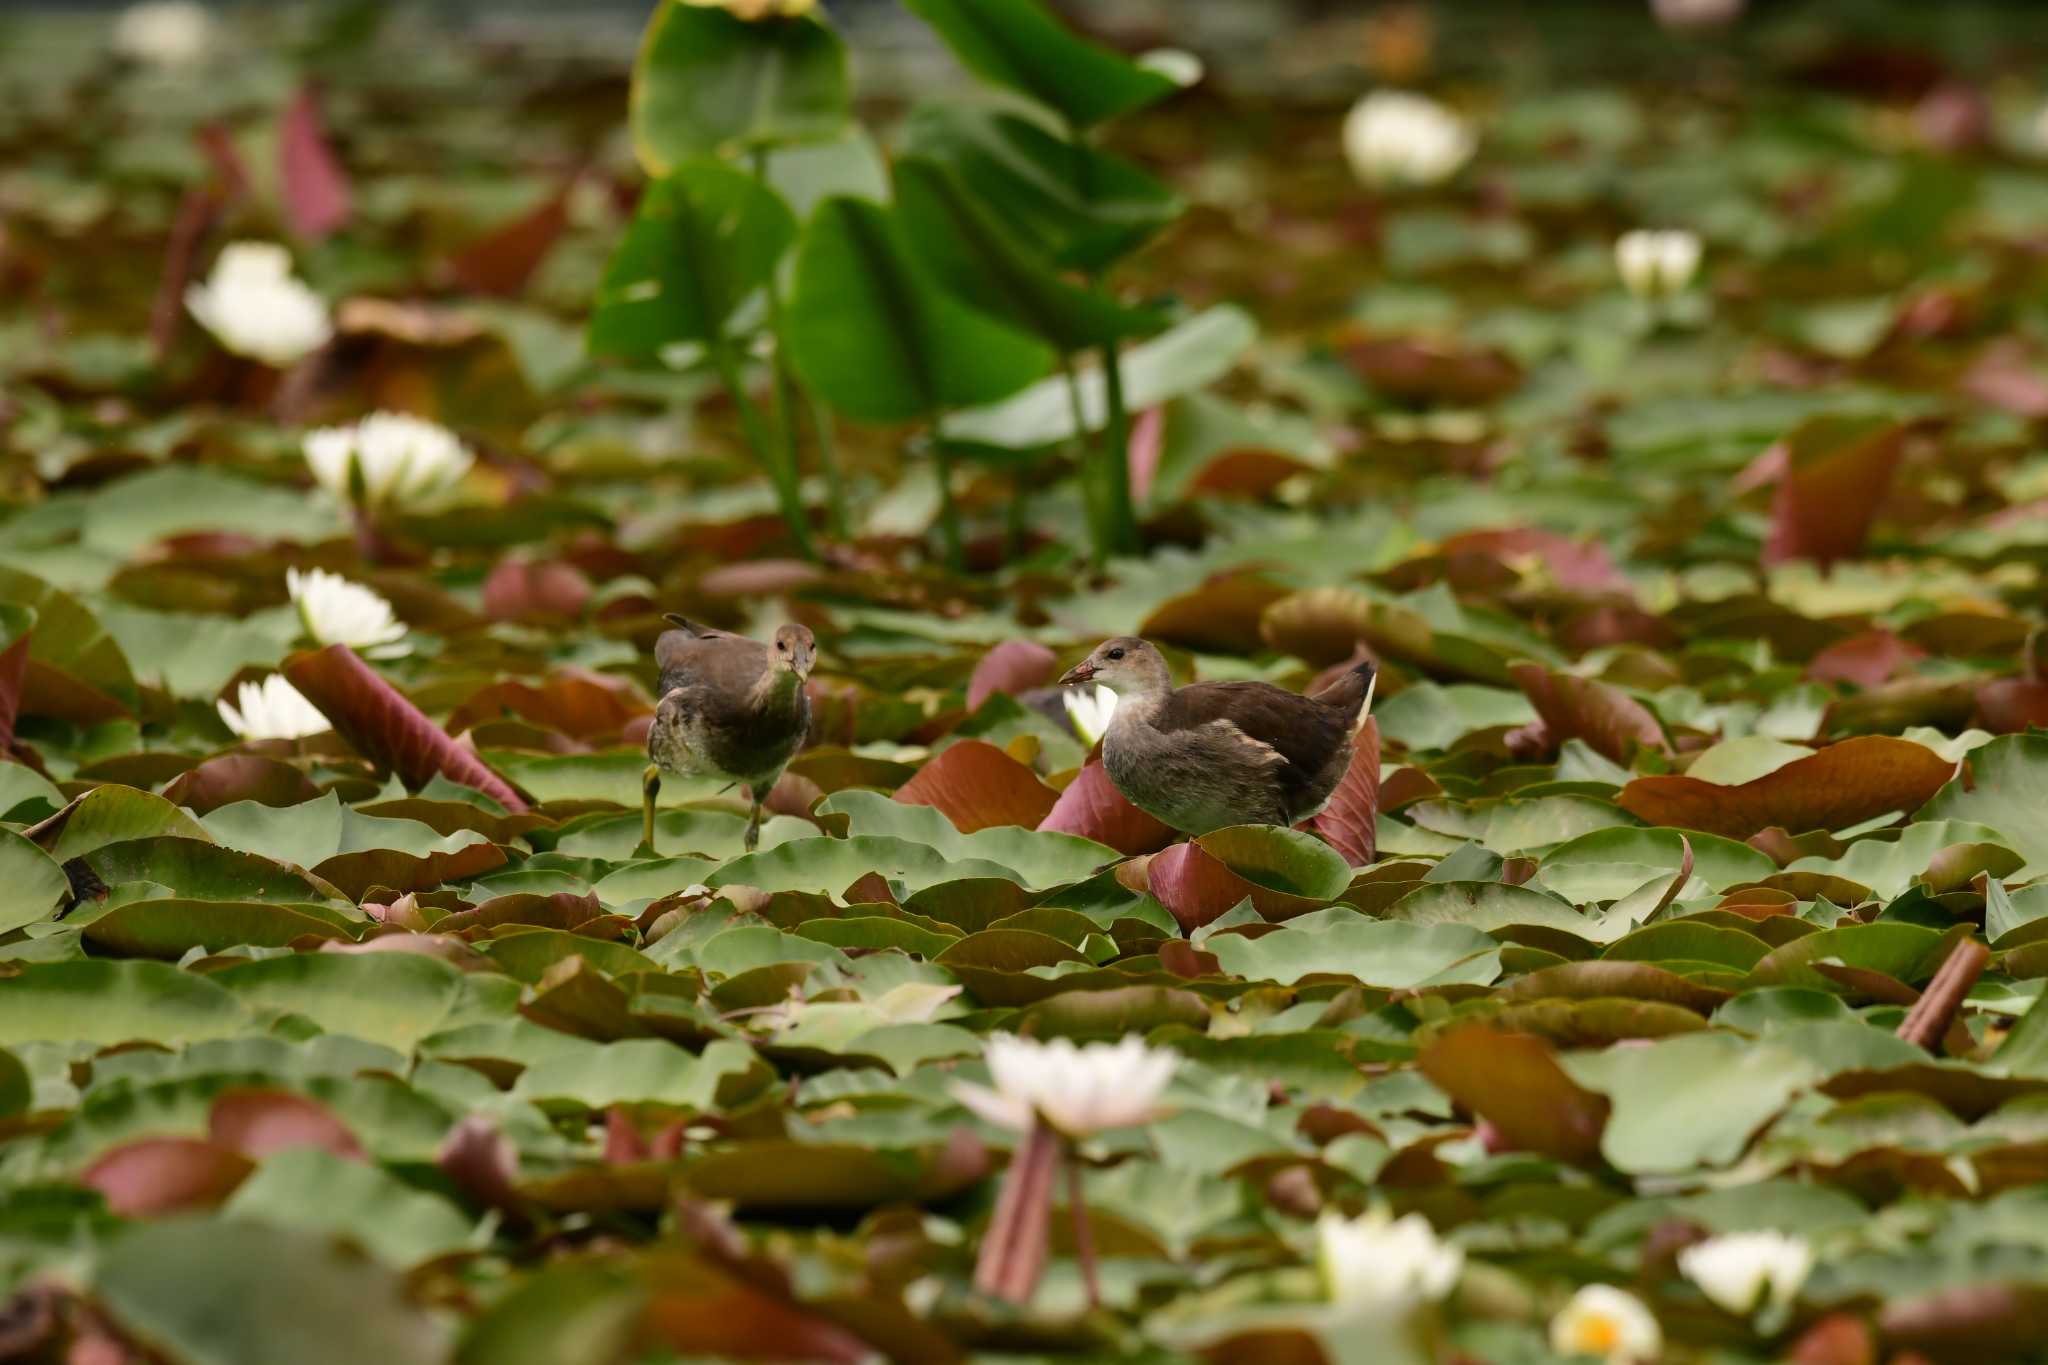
1160,681 -> 1348,785
654,628 -> 770,707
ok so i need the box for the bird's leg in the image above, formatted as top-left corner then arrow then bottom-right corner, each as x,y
744,788 -> 763,853
639,764 -> 662,857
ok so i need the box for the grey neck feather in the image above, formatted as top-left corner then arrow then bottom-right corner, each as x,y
750,664 -> 805,713
1107,686 -> 1165,738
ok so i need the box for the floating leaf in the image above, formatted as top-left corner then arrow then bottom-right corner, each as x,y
1038,759 -> 1177,856
892,739 -> 1057,833
1762,415 -> 1907,570
1418,1025 -> 1610,1164
285,646 -> 529,813
92,1220 -> 446,1365
1617,736 -> 1953,839
1510,662 -> 1667,764
1310,716 -> 1381,867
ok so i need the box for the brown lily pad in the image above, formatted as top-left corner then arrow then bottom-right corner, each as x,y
1617,736 -> 1953,839
893,740 -> 1057,834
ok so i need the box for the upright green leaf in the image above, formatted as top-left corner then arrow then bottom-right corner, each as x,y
631,3 -> 849,172
899,103 -> 1180,271
783,196 -> 1052,423
590,161 -> 797,362
760,125 -> 890,219
893,157 -> 1160,351
901,0 -> 1178,129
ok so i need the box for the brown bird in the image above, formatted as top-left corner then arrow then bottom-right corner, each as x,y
1058,637 -> 1375,835
643,615 -> 815,855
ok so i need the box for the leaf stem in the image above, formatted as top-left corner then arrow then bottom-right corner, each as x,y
1897,936 -> 1990,1053
746,144 -> 826,558
1097,338 -> 1139,557
1006,467 -> 1030,562
1060,352 -> 1110,566
1067,1148 -> 1099,1310
711,337 -> 815,560
807,387 -> 851,540
930,419 -> 965,572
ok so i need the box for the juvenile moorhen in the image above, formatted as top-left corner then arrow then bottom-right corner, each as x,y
1059,637 -> 1375,835
643,615 -> 815,855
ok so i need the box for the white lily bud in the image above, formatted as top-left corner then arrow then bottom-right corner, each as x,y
184,243 -> 333,368
952,1034 -> 1176,1137
1316,1207 -> 1464,1309
286,567 -> 409,658
1549,1284 -> 1664,1362
1342,90 -> 1476,188
113,2 -> 214,68
302,412 -> 473,514
217,675 -> 329,742
1678,1230 -> 1814,1316
1614,228 -> 1703,300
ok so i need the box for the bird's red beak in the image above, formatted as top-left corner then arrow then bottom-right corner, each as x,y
1058,662 -> 1096,686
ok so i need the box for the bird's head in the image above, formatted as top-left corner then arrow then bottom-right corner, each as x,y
1059,636 -> 1170,696
772,624 -> 817,679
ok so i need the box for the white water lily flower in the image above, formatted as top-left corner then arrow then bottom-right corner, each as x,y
1550,1284 -> 1664,1362
217,675 -> 329,742
302,412 -> 474,513
1615,229 -> 1703,300
1651,0 -> 1745,29
1342,90 -> 1476,188
184,242 -> 332,367
1678,1230 -> 1814,1316
1063,683 -> 1119,747
112,2 -> 214,67
286,567 -> 409,658
1317,1207 -> 1463,1308
952,1034 -> 1176,1137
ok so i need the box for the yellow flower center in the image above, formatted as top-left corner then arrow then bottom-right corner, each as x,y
1573,1314 -> 1621,1352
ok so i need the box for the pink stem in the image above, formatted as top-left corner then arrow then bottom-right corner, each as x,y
973,1118 -> 1059,1304
1068,1146 -> 1098,1310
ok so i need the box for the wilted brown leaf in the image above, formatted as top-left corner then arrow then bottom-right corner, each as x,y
1511,662 -> 1668,764
893,740 -> 1057,833
1143,575 -> 1290,655
284,645 -> 529,812
1309,716 -> 1380,867
1617,736 -> 1953,839
1417,1024 -> 1610,1164
1761,415 -> 1906,570
966,640 -> 1058,711
208,1089 -> 365,1161
82,1138 -> 253,1217
1039,760 -> 1176,856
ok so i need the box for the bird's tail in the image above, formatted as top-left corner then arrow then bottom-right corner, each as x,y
662,613 -> 719,638
1311,658 -> 1378,728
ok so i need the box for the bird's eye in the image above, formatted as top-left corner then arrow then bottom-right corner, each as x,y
1106,647 -> 1125,660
